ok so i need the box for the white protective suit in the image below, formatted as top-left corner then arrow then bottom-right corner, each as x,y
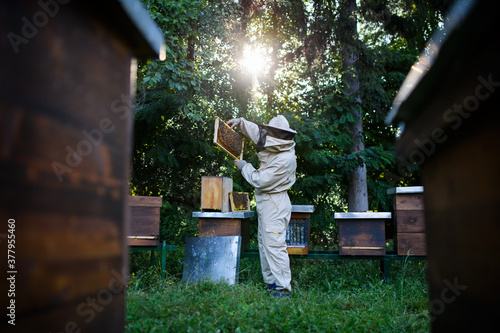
235,116 -> 297,292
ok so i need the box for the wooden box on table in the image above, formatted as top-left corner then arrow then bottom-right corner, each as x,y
201,176 -> 233,212
335,212 -> 391,256
387,186 -> 426,256
128,196 -> 162,246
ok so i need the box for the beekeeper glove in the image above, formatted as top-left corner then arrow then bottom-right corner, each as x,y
235,159 -> 247,170
227,118 -> 241,129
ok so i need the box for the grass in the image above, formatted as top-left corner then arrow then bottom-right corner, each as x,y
126,254 -> 430,332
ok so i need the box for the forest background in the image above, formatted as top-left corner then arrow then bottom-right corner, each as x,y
130,0 -> 455,253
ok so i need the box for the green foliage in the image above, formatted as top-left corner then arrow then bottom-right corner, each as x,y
138,0 -> 206,95
360,0 -> 455,53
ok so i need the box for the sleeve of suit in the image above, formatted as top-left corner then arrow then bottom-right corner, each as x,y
238,118 -> 260,144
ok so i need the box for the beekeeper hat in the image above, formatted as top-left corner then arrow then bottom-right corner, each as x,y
265,115 -> 297,134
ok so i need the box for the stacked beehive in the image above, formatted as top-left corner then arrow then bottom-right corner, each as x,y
388,186 -> 426,256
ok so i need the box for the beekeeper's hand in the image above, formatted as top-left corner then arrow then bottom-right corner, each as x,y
227,118 -> 241,129
234,159 -> 247,170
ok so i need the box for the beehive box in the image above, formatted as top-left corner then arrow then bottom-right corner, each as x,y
214,117 -> 244,159
201,176 -> 233,212
385,1 -> 500,330
128,196 -> 162,246
336,212 -> 390,256
286,205 -> 314,255
387,186 -> 426,256
193,211 -> 253,251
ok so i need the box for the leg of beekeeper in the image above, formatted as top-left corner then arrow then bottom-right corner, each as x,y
257,210 -> 274,286
256,191 -> 292,291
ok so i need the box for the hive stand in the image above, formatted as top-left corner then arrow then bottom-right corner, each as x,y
241,210 -> 426,283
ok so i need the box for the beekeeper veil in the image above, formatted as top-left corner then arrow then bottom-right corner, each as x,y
256,115 -> 297,152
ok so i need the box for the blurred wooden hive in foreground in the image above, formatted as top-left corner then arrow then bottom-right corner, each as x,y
214,117 -> 244,159
0,0 -> 165,331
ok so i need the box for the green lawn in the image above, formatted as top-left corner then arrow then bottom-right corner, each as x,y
126,257 -> 430,332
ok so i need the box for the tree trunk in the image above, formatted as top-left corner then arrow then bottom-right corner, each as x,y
339,0 -> 369,212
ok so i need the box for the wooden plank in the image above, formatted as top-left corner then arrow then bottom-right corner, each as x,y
338,219 -> 385,256
340,246 -> 385,256
127,238 -> 159,246
201,176 -> 232,212
287,246 -> 308,255
129,195 -> 162,207
202,177 -> 222,210
129,206 -> 160,235
291,212 -> 310,219
198,218 -> 243,236
396,233 -> 427,256
394,193 -> 424,210
395,210 -> 425,233
198,218 -> 249,250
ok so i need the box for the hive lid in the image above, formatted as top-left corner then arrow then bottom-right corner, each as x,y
334,212 -> 391,219
93,0 -> 166,60
385,0 -> 479,126
387,186 -> 424,195
292,205 -> 315,213
192,211 -> 254,219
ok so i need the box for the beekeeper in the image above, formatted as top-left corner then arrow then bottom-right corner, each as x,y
228,115 -> 297,297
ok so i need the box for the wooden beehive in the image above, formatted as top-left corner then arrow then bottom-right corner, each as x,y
201,176 -> 233,212
388,187 -> 426,256
128,196 -> 162,246
194,211 -> 253,251
286,205 -> 314,255
213,117 -> 244,159
386,1 -> 500,330
336,212 -> 390,256
0,1 -> 164,332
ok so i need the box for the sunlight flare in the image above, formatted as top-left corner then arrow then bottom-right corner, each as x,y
240,46 -> 267,74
